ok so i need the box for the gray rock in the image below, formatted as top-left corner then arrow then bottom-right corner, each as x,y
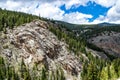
0,20 -> 82,80
3,49 -> 12,57
88,31 -> 120,58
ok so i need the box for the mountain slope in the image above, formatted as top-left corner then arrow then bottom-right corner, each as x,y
0,8 -> 120,80
88,31 -> 120,58
0,20 -> 82,80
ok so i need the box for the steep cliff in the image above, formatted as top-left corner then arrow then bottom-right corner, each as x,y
0,20 -> 82,80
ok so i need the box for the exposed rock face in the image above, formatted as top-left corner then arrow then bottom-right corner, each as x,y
88,31 -> 120,57
0,20 -> 82,80
86,48 -> 108,59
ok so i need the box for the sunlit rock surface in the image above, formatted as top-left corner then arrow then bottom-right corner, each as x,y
0,20 -> 82,80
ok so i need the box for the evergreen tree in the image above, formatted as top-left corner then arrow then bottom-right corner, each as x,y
87,62 -> 98,80
100,67 -> 109,80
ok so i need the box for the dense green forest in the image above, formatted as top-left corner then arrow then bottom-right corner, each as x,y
0,8 -> 120,80
0,8 -> 50,31
0,8 -> 36,30
0,56 -> 65,80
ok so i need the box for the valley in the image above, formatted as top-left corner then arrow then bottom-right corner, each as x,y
0,8 -> 120,80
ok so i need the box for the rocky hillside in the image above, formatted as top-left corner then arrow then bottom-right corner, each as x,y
0,20 -> 82,80
88,31 -> 120,58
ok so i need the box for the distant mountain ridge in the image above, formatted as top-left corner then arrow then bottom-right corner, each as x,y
97,22 -> 119,26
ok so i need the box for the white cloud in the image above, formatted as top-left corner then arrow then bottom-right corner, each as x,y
33,3 -> 92,24
64,0 -> 89,9
0,0 -> 22,10
91,0 -> 116,8
91,15 -> 108,24
0,0 -> 91,24
0,0 -> 120,24
6,1 -> 21,9
62,12 -> 92,24
34,3 -> 64,20
92,0 -> 120,24
107,0 -> 120,21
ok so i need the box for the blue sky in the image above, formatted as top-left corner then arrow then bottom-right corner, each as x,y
60,1 -> 110,22
0,0 -> 120,24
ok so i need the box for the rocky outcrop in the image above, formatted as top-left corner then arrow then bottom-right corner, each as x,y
0,20 -> 82,80
86,48 -> 108,59
88,31 -> 120,57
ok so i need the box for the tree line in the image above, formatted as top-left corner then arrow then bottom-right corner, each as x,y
0,56 -> 65,80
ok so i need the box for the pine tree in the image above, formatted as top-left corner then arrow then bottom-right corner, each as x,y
100,66 -> 109,80
110,64 -> 117,80
87,62 -> 98,80
41,66 -> 47,80
20,58 -> 31,80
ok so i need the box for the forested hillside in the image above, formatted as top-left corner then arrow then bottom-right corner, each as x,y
0,8 -> 120,80
48,23 -> 120,80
